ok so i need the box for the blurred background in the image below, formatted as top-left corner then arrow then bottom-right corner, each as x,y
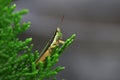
14,0 -> 120,80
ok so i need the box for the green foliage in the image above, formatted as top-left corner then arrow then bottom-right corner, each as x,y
0,0 -> 76,80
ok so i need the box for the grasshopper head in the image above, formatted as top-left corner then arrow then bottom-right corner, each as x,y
56,27 -> 63,40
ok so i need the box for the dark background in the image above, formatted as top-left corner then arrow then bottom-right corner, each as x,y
15,0 -> 120,80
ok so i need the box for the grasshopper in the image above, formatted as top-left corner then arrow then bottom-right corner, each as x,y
36,16 -> 65,64
36,16 -> 64,64
35,27 -> 65,64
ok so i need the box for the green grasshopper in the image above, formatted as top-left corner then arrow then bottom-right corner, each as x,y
35,27 -> 64,64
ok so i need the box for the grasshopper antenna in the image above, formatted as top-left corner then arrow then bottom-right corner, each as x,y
58,15 -> 64,28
